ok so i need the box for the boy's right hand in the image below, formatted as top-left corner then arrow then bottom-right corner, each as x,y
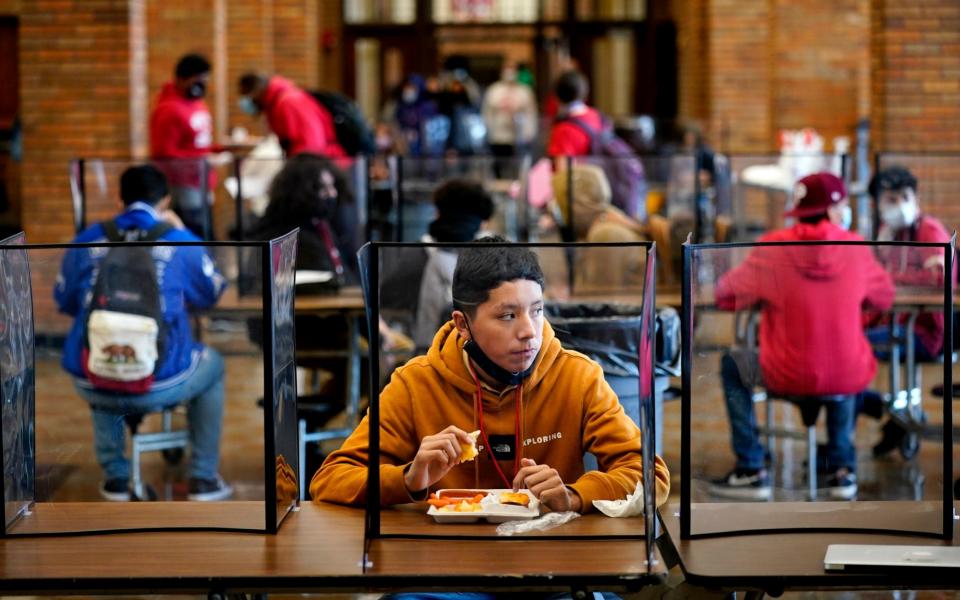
403,426 -> 475,494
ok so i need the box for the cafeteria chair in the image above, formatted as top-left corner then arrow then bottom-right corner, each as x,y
125,405 -> 189,500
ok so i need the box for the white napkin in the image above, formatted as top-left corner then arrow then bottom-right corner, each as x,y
592,480 -> 645,518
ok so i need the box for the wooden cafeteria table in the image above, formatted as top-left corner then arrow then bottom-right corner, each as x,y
0,501 -> 664,595
658,501 -> 960,596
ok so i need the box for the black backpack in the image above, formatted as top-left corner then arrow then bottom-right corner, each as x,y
310,90 -> 376,155
82,221 -> 172,393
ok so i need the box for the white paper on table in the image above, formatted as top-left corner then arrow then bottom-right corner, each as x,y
592,480 -> 645,518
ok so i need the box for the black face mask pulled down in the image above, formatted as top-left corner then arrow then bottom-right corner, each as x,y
186,81 -> 207,99
463,338 -> 535,387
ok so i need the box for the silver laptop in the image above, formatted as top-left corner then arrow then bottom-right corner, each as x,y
825,544 -> 960,571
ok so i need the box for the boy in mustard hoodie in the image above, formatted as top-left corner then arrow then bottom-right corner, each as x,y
311,238 -> 670,511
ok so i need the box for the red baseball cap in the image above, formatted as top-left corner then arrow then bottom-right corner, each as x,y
784,172 -> 847,218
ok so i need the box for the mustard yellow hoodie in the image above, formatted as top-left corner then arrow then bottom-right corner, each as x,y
310,319 -> 671,510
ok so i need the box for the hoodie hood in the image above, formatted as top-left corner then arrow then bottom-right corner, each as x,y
157,82 -> 180,103
426,319 -> 562,403
262,76 -> 298,109
767,220 -> 864,282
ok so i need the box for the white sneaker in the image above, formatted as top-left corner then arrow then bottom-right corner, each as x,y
709,468 -> 772,501
99,478 -> 132,502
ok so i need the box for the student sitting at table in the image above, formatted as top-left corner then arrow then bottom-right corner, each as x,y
710,172 -> 895,501
244,152 -> 359,284
381,178 -> 495,352
311,236 -> 670,511
551,163 -> 661,289
55,164 -> 231,501
861,165 -> 954,456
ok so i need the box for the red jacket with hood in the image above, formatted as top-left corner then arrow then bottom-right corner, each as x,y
149,82 -> 218,188
716,220 -> 896,396
876,214 -> 954,357
261,76 -> 347,159
547,104 -> 603,157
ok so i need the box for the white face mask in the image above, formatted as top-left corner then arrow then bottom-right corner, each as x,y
881,201 -> 918,229
900,200 -> 918,227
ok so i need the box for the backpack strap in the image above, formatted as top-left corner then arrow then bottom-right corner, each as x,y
101,220 -> 123,242
141,222 -> 174,242
100,220 -> 173,242
557,116 -> 604,154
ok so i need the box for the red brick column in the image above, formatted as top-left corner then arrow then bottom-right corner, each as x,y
19,0 -> 135,242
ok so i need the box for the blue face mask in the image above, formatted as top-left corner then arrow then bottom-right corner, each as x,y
840,205 -> 852,230
238,96 -> 259,115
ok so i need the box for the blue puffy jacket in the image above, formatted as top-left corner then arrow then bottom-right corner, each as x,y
55,202 -> 227,390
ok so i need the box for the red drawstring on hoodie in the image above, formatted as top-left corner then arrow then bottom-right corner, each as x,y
468,368 -> 523,490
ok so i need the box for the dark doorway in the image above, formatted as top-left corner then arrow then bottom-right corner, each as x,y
0,15 -> 20,235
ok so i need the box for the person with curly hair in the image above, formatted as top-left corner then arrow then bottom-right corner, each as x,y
247,153 -> 359,281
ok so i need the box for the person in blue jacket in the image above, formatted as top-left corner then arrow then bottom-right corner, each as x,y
55,164 -> 231,501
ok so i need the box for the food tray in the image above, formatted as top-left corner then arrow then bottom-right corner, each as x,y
426,488 -> 540,523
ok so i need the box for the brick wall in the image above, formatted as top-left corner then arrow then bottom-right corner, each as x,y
317,0 -> 343,92
705,0 -> 773,152
274,0 -> 318,90
871,1 -> 960,232
770,0 -> 870,148
19,0 -> 134,243
682,0 -> 869,153
226,0 -> 274,136
872,0 -> 960,151
674,0 -> 708,128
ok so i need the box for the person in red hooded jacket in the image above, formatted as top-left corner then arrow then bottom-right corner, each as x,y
709,173 -> 895,502
237,73 -> 347,160
150,54 -> 222,238
862,166 -> 955,456
546,69 -> 603,158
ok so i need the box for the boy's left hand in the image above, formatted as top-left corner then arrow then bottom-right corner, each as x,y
512,457 -> 582,513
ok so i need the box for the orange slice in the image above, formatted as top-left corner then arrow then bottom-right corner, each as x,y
459,430 -> 480,462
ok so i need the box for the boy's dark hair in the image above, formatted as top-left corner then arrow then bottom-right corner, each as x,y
239,73 -> 268,95
120,165 -> 169,206
452,235 -> 544,317
175,54 -> 211,79
798,213 -> 829,225
429,179 -> 495,242
554,70 -> 588,104
434,179 -> 495,220
869,166 -> 918,199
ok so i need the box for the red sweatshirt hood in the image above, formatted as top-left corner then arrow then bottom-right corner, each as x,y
764,220 -> 864,282
263,76 -> 298,109
157,82 -> 181,103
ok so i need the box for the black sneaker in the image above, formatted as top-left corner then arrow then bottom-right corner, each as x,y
822,469 -> 858,500
99,478 -> 132,502
873,419 -> 907,457
187,475 -> 233,501
709,468 -> 771,500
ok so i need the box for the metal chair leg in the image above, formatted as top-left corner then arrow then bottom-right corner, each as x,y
298,418 -> 308,501
807,425 -> 817,501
